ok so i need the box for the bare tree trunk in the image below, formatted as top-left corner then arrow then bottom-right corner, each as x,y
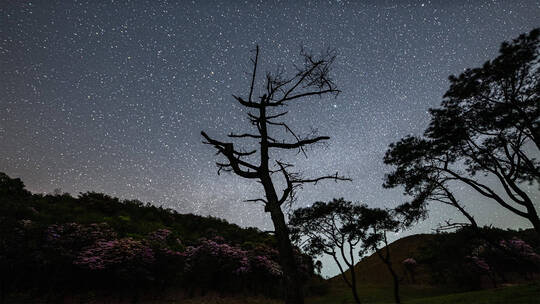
447,194 -> 478,229
375,232 -> 401,304
388,263 -> 401,304
527,212 -> 540,236
375,253 -> 400,304
346,241 -> 361,304
267,202 -> 304,304
202,45 -> 345,304
348,264 -> 361,304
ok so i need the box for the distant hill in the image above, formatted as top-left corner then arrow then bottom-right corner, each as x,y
0,172 -> 273,247
0,172 -> 315,302
329,234 -> 435,286
331,228 -> 540,289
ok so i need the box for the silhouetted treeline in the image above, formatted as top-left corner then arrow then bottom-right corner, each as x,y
0,172 -> 322,303
416,226 -> 540,289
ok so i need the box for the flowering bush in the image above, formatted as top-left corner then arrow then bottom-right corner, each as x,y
45,222 -> 117,259
466,255 -> 491,272
0,172 -> 295,299
147,228 -> 184,252
499,238 -> 540,263
74,238 -> 155,271
184,238 -> 250,275
249,254 -> 283,277
248,245 -> 282,277
148,228 -> 173,243
402,258 -> 417,266
402,257 -> 418,283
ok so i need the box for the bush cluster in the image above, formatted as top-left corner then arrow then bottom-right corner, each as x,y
0,172 -> 317,300
416,227 -> 540,289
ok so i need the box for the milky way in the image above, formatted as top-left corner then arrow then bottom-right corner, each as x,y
1,0 -> 539,275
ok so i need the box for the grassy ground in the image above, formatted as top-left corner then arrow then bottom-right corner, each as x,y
145,282 -> 540,303
406,282 -> 540,304
174,295 -> 281,304
6,282 -> 539,303
306,284 -> 452,304
306,282 -> 540,304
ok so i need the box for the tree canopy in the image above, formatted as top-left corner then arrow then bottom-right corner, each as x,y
384,28 -> 540,232
289,198 -> 402,304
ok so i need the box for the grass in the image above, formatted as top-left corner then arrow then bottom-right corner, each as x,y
306,284 -> 450,304
174,295 -> 281,304
150,282 -> 539,303
305,282 -> 540,304
6,283 -> 539,303
406,282 -> 540,304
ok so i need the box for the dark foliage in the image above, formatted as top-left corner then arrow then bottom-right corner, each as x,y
384,28 -> 540,232
416,226 -> 540,289
0,172 -> 321,302
290,198 -> 403,304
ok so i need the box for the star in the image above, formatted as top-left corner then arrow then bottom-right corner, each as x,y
1,0 -> 538,277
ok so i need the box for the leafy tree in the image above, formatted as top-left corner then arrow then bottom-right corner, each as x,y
385,29 -> 540,232
358,208 -> 402,304
201,47 -> 349,304
384,136 -> 478,230
0,172 -> 30,197
290,200 -> 404,304
289,199 -> 366,304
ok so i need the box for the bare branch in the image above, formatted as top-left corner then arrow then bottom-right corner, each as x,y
269,136 -> 330,150
292,172 -> 352,185
248,45 -> 259,103
266,111 -> 289,120
201,131 -> 260,179
232,94 -> 261,108
228,133 -> 261,139
245,198 -> 268,204
273,89 -> 341,105
277,161 -> 293,206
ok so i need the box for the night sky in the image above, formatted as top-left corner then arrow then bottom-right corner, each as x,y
1,0 -> 539,275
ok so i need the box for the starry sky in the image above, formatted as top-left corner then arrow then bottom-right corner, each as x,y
1,0 -> 539,275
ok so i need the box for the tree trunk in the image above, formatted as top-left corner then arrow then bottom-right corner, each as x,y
443,186 -> 478,229
387,263 -> 401,304
268,203 -> 304,304
376,247 -> 400,304
528,126 -> 540,152
348,264 -> 362,304
527,211 -> 540,236
452,200 -> 478,229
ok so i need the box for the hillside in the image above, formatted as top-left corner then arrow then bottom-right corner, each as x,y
330,227 -> 540,291
2,172 -> 540,303
329,234 -> 436,286
0,172 -> 316,302
0,173 -> 272,247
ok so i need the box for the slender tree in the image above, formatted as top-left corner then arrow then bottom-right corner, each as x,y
290,200 -> 406,304
201,46 -> 349,304
358,208 -> 402,304
385,29 -> 540,233
289,199 -> 367,304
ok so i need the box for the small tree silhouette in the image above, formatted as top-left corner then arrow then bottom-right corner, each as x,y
357,207 -> 402,304
290,199 -> 404,304
289,199 -> 367,304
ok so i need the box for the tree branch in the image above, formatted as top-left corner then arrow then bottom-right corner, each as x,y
292,172 -> 352,185
268,136 -> 330,150
201,131 -> 260,179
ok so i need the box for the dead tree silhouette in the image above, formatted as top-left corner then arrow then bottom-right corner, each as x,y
201,46 -> 350,304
